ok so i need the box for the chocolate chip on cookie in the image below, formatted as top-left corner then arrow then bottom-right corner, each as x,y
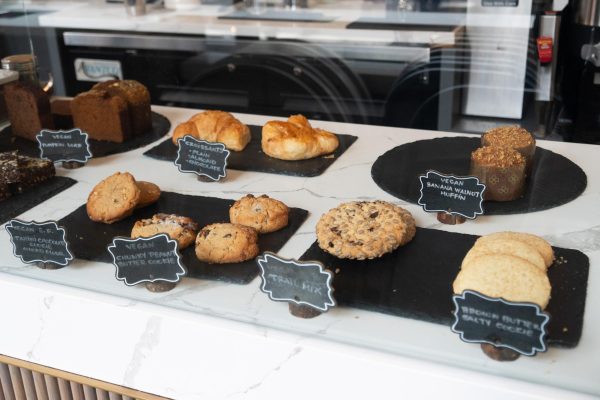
195,223 -> 259,264
229,194 -> 289,233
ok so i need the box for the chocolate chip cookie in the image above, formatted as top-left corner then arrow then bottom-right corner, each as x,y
229,194 -> 289,233
131,214 -> 199,250
195,223 -> 259,264
87,172 -> 140,224
316,201 -> 416,260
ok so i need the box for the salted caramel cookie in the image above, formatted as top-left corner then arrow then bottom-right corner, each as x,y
195,223 -> 259,264
453,254 -> 551,309
316,201 -> 415,260
87,172 -> 140,224
462,238 -> 546,272
136,181 -> 161,208
476,232 -> 554,268
229,194 -> 289,233
131,214 -> 199,250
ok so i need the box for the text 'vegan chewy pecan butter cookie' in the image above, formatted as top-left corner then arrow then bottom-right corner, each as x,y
316,201 -> 416,260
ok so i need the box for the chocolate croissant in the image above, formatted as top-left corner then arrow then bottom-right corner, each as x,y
172,110 -> 251,151
261,114 -> 339,160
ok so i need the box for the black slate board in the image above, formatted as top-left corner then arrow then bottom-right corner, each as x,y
371,137 -> 587,215
144,125 -> 357,177
300,228 -> 589,348
219,9 -> 334,23
57,192 -> 309,284
0,112 -> 171,159
0,177 -> 77,225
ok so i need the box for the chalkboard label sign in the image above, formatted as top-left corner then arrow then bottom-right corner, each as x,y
452,290 -> 549,356
36,129 -> 92,163
256,252 -> 336,312
6,219 -> 73,266
107,234 -> 186,286
175,136 -> 230,181
418,170 -> 485,219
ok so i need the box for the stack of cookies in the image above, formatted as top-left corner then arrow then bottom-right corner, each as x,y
87,172 -> 161,223
453,231 -> 554,309
195,194 -> 290,264
316,201 -> 416,260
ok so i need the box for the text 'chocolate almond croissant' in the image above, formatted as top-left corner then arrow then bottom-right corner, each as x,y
261,115 -> 339,160
172,110 -> 251,151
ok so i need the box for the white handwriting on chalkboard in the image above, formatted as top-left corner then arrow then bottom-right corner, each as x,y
460,305 -> 540,338
267,273 -> 323,294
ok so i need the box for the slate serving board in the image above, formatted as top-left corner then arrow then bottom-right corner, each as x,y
300,227 -> 589,348
0,112 -> 171,159
58,192 -> 309,284
143,125 -> 357,178
0,177 -> 77,225
371,137 -> 587,215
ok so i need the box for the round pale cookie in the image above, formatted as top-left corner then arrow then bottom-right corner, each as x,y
462,238 -> 546,271
316,201 -> 415,260
476,232 -> 554,268
131,214 -> 198,250
195,223 -> 259,264
229,194 -> 289,233
136,181 -> 161,208
87,172 -> 140,224
452,254 -> 551,309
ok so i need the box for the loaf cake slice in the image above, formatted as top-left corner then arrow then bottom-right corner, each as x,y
93,80 -> 152,136
71,89 -> 132,143
4,82 -> 54,141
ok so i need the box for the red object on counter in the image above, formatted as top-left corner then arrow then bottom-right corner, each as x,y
537,36 -> 553,65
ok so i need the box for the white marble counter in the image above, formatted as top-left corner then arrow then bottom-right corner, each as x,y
0,105 -> 599,399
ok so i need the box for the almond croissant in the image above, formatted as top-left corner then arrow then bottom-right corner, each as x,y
261,115 -> 339,160
172,110 -> 250,151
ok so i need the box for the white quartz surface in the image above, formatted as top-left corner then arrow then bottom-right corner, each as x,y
0,105 -> 599,399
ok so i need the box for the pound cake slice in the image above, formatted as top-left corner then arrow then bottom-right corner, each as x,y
71,89 -> 132,143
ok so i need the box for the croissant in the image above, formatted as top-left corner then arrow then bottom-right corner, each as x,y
172,110 -> 251,151
261,115 -> 339,161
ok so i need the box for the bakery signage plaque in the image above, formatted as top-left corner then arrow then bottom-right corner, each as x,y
418,170 -> 485,219
452,290 -> 549,356
175,136 -> 230,181
36,129 -> 92,163
107,234 -> 186,286
256,252 -> 336,312
6,219 -> 73,267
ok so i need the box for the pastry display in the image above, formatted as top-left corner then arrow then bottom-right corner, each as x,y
261,114 -> 339,161
482,126 -> 536,172
470,146 -> 526,202
71,79 -> 152,143
316,201 -> 415,260
172,110 -> 250,151
131,213 -> 199,250
4,81 -> 54,140
86,172 -> 159,224
195,223 -> 259,264
229,194 -> 289,233
454,231 -> 555,308
92,80 -> 152,136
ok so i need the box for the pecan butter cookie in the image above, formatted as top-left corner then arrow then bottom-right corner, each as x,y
131,214 -> 198,250
195,223 -> 259,264
136,181 -> 161,208
229,194 -> 289,233
316,201 -> 416,260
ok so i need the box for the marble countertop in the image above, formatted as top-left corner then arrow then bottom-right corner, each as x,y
0,105 -> 598,399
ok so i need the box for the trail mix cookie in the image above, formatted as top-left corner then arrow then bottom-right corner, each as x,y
476,231 -> 554,268
87,172 -> 140,224
195,223 -> 259,264
453,254 -> 551,309
136,181 -> 161,208
229,194 -> 289,233
131,214 -> 199,250
316,201 -> 416,260
462,238 -> 546,272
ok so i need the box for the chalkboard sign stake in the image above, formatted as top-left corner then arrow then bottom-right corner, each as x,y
288,302 -> 323,319
145,281 -> 177,293
36,261 -> 63,270
480,343 -> 521,362
62,161 -> 85,169
437,211 -> 466,225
